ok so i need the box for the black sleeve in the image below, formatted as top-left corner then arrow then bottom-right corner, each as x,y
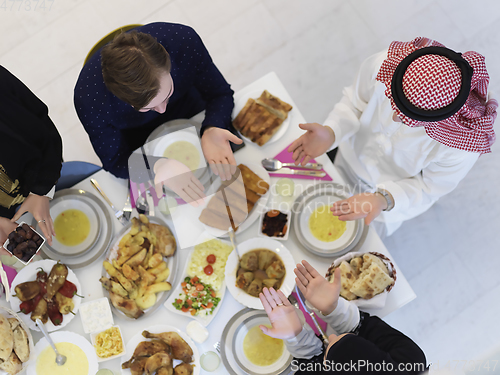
359,315 -> 427,373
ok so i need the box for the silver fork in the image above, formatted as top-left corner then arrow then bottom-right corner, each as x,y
90,178 -> 128,226
122,190 -> 132,221
213,341 -> 221,353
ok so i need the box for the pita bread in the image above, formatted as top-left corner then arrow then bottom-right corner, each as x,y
360,253 -> 389,275
350,263 -> 394,299
335,261 -> 358,301
0,351 -> 22,375
0,314 -> 14,362
350,257 -> 364,275
7,318 -> 19,332
12,325 -> 29,363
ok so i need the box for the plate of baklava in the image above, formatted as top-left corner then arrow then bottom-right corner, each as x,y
232,90 -> 293,146
198,163 -> 270,237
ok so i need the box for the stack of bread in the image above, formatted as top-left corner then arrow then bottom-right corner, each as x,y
199,164 -> 269,231
0,314 -> 30,375
233,90 -> 293,146
330,253 -> 394,300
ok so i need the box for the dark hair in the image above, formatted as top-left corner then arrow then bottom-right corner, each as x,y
101,30 -> 171,109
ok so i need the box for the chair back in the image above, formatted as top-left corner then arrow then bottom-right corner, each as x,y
83,24 -> 143,66
56,161 -> 102,191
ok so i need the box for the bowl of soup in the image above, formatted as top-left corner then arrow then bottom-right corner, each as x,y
153,130 -> 205,172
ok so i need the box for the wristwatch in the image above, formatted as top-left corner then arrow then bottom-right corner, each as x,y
376,188 -> 395,212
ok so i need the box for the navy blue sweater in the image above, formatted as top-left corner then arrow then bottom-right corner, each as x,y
74,23 -> 234,178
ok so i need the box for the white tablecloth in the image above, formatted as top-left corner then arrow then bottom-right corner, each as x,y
3,72 -> 415,375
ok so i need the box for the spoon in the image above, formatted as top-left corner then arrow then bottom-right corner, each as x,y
288,294 -> 329,346
135,191 -> 149,215
262,158 -> 323,171
227,228 -> 241,264
36,319 -> 67,366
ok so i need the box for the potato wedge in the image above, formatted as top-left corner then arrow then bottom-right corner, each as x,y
137,266 -> 156,286
135,293 -> 156,310
139,214 -> 149,224
122,264 -> 140,281
146,282 -> 172,294
103,261 -> 136,294
155,268 -> 170,283
147,253 -> 163,269
100,277 -> 128,298
125,248 -> 147,267
149,261 -> 167,275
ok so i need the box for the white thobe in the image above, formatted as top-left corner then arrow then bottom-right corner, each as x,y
325,50 -> 480,235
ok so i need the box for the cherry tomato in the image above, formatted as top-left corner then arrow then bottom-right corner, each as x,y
207,302 -> 214,309
191,276 -> 199,283
181,307 -> 189,312
187,299 -> 193,306
196,283 -> 205,291
204,265 -> 214,276
176,299 -> 182,304
206,254 -> 216,264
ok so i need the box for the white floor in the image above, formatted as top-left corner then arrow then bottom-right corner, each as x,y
2,0 -> 500,371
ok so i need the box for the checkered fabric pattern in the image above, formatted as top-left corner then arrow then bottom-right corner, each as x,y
376,37 -> 497,154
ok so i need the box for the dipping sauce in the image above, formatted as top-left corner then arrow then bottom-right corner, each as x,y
243,325 -> 284,366
54,209 -> 90,246
309,205 -> 346,242
163,141 -> 200,171
36,342 -> 88,375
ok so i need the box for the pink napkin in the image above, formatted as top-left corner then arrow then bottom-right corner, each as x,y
291,291 -> 327,336
3,265 -> 17,287
271,143 -> 332,181
130,181 -> 186,209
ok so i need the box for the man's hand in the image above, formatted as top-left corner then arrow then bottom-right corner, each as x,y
153,158 -> 206,207
294,260 -> 341,315
330,192 -> 387,225
287,123 -> 335,166
0,218 -> 18,256
201,127 -> 242,181
11,194 -> 54,245
259,287 -> 302,340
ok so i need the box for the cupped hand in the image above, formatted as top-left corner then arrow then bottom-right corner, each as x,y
330,192 -> 387,225
294,260 -> 341,315
0,217 -> 18,256
201,127 -> 243,181
11,194 -> 54,245
287,123 -> 335,166
259,287 -> 302,340
153,158 -> 206,207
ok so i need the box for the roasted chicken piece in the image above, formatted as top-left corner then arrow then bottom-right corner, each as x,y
158,366 -> 174,375
148,223 -> 176,257
109,291 -> 144,319
122,356 -> 148,375
144,352 -> 172,375
174,363 -> 194,375
142,331 -> 193,363
131,340 -> 169,358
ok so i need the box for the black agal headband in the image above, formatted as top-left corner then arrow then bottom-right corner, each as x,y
391,46 -> 474,122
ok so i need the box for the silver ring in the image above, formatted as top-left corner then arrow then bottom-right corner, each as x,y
276,303 -> 284,307
38,219 -> 46,224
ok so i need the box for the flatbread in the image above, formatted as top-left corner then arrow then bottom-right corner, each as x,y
350,263 -> 394,299
0,351 -> 22,375
335,261 -> 358,301
12,325 -> 29,363
350,257 -> 363,275
360,253 -> 389,275
238,164 -> 269,195
0,314 -> 14,362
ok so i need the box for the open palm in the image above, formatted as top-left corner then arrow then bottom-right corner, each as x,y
259,288 -> 302,340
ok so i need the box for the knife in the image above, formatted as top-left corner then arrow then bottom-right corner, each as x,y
295,286 -> 330,346
90,179 -> 128,226
269,169 -> 326,178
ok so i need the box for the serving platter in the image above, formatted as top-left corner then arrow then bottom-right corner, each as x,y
101,215 -> 178,320
120,324 -> 200,375
224,237 -> 295,310
10,259 -> 82,332
292,182 -> 368,258
232,89 -> 292,146
34,189 -> 113,269
220,308 -> 293,375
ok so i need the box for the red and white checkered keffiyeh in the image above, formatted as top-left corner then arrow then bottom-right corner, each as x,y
376,37 -> 497,154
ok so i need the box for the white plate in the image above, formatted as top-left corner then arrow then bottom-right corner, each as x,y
164,244 -> 228,327
102,216 -> 178,320
232,89 -> 292,146
10,260 -> 82,332
224,238 -> 296,310
120,324 -> 200,375
300,195 -> 356,251
198,163 -> 271,238
49,197 -> 100,256
27,331 -> 98,375
152,129 -> 206,171
234,315 -> 291,374
0,306 -> 36,375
